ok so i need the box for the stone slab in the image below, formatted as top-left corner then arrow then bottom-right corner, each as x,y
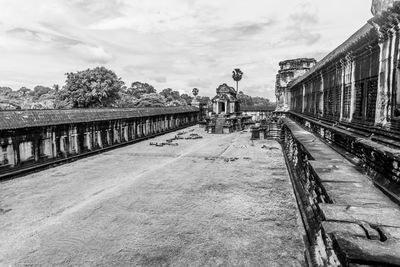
320,204 -> 400,228
332,233 -> 400,266
309,161 -> 365,183
322,182 -> 396,208
322,221 -> 366,238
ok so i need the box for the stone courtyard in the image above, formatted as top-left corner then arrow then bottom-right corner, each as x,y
0,126 -> 305,266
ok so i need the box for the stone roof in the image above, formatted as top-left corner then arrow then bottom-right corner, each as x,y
0,106 -> 199,130
212,94 -> 237,102
216,83 -> 236,95
289,23 -> 376,88
279,58 -> 316,66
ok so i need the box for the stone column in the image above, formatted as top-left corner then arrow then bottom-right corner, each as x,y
348,55 -> 356,121
339,60 -> 346,120
374,29 -> 391,126
319,72 -> 324,116
302,84 -> 306,113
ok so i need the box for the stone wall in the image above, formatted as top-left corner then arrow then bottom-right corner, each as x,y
0,107 -> 199,179
285,2 -> 400,141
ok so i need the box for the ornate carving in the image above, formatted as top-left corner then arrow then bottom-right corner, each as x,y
371,0 -> 396,16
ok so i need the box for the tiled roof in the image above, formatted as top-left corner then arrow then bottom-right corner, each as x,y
289,23 -> 376,88
0,106 -> 199,130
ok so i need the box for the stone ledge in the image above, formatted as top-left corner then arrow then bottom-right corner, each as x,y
281,117 -> 400,266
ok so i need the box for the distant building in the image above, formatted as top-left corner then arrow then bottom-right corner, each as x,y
211,83 -> 240,115
275,58 -> 316,111
204,83 -> 249,134
241,106 -> 275,122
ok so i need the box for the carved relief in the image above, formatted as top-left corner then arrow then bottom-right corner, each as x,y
371,0 -> 395,16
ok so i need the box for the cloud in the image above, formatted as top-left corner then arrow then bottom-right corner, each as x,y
7,27 -> 113,64
227,20 -> 275,36
289,12 -> 318,25
151,75 -> 167,83
276,10 -> 321,46
187,79 -> 213,89
0,0 -> 374,99
282,30 -> 321,46
69,44 -> 113,64
7,28 -> 80,46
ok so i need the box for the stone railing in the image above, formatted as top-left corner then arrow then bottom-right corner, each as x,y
288,112 -> 400,203
280,114 -> 400,266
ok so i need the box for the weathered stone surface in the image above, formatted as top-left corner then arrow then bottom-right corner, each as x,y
322,221 -> 367,238
371,0 -> 400,16
380,226 -> 400,240
332,233 -> 400,266
310,161 -> 365,183
322,182 -> 397,207
320,204 -> 400,228
0,127 -> 305,266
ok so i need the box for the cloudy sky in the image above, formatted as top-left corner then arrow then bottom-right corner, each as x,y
0,0 -> 372,99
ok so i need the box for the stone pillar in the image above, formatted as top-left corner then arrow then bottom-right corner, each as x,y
319,72 -> 324,116
339,60 -> 346,120
302,84 -> 306,113
374,29 -> 391,126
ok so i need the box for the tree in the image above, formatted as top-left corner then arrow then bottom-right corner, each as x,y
252,96 -> 271,107
180,93 -> 193,105
127,81 -> 156,98
57,66 -> 124,108
115,92 -> 137,108
33,85 -> 52,98
198,96 -> 211,105
18,87 -> 32,96
53,84 -> 60,92
237,91 -> 254,106
160,88 -> 183,105
132,93 -> 166,107
232,68 -> 243,92
0,87 -> 12,95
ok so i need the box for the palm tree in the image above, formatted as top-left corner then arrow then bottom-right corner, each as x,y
232,68 -> 243,93
192,88 -> 199,97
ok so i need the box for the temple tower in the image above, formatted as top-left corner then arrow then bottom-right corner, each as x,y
275,58 -> 316,111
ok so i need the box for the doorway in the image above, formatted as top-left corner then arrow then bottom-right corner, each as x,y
219,102 -> 225,113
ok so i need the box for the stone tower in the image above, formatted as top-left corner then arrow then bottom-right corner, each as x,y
371,0 -> 400,16
275,58 -> 316,111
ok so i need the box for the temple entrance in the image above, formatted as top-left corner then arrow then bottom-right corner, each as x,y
219,102 -> 225,113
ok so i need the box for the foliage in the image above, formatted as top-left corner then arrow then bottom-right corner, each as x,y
115,92 -> 137,108
160,88 -> 188,106
18,87 -> 32,96
252,96 -> 271,107
232,69 -> 243,83
57,66 -> 124,108
33,85 -> 52,98
127,81 -> 156,98
0,87 -> 12,95
237,91 -> 272,108
180,93 -> 193,105
0,66 -> 271,110
132,93 -> 166,107
237,91 -> 254,106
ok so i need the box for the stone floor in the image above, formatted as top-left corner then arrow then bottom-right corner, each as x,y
0,126 -> 305,266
